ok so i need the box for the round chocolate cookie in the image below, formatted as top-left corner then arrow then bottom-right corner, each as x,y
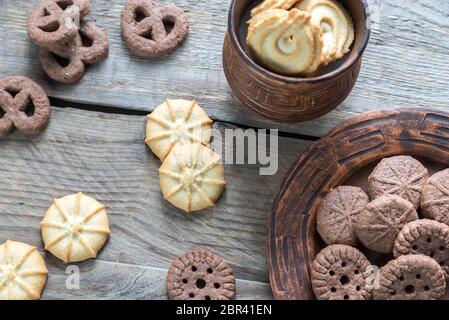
167,248 -> 235,300
368,156 -> 428,209
373,255 -> 446,300
317,186 -> 369,246
421,168 -> 449,226
311,245 -> 373,300
394,219 -> 449,279
355,195 -> 418,254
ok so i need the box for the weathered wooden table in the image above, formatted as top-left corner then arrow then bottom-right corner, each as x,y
0,0 -> 448,299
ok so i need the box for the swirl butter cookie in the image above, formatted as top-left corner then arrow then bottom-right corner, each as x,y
159,143 -> 226,213
295,0 -> 355,65
0,240 -> 48,300
421,168 -> 449,226
167,248 -> 235,300
41,192 -> 111,263
27,0 -> 92,48
355,195 -> 418,254
311,245 -> 373,300
246,9 -> 322,75
0,76 -> 51,138
146,99 -> 213,161
394,219 -> 449,278
368,156 -> 428,209
121,0 -> 189,58
317,186 -> 369,246
373,255 -> 446,300
249,0 -> 298,20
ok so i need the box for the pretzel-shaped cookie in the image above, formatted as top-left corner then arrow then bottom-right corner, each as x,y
40,21 -> 109,83
121,0 -> 189,58
0,76 -> 51,138
27,0 -> 92,48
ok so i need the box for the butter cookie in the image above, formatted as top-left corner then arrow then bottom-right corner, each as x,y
246,9 -> 322,75
295,0 -> 354,65
146,99 -> 212,161
0,240 -> 48,300
159,143 -> 226,212
41,192 -> 111,263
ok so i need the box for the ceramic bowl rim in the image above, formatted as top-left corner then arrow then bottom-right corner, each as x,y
227,0 -> 372,84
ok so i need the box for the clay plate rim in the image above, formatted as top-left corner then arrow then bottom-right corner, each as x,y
268,107 -> 449,300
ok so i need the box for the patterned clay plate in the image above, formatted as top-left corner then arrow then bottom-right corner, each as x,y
268,108 -> 449,300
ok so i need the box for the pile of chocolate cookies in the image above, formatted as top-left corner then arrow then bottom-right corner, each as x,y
27,0 -> 109,83
312,155 -> 449,300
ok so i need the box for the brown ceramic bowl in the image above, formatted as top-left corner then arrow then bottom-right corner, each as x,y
222,0 -> 371,123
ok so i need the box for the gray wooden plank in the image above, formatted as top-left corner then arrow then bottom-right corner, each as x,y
0,106 -> 310,294
0,0 -> 448,137
42,259 -> 273,300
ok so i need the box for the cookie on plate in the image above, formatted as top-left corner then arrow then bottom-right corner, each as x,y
41,192 -> 111,263
159,143 -> 226,212
373,255 -> 446,300
146,99 -> 213,161
0,240 -> 48,300
394,219 -> 449,279
421,168 -> 449,226
317,186 -> 369,246
368,156 -> 428,209
355,195 -> 418,254
167,248 -> 235,300
311,245 -> 373,300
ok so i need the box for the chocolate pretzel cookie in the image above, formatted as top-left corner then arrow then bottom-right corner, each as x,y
121,0 -> 189,58
27,0 -> 92,48
40,20 -> 109,83
167,248 -> 235,300
0,76 -> 51,138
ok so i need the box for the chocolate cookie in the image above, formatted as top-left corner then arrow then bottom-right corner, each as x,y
121,0 -> 189,58
368,156 -> 428,209
355,195 -> 418,254
311,245 -> 373,300
317,186 -> 369,246
167,248 -> 235,300
0,76 -> 51,137
27,0 -> 92,48
394,219 -> 449,279
373,255 -> 446,300
421,169 -> 449,226
40,20 -> 109,83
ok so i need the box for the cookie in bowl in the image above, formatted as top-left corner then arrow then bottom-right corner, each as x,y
246,0 -> 355,76
222,0 -> 371,122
